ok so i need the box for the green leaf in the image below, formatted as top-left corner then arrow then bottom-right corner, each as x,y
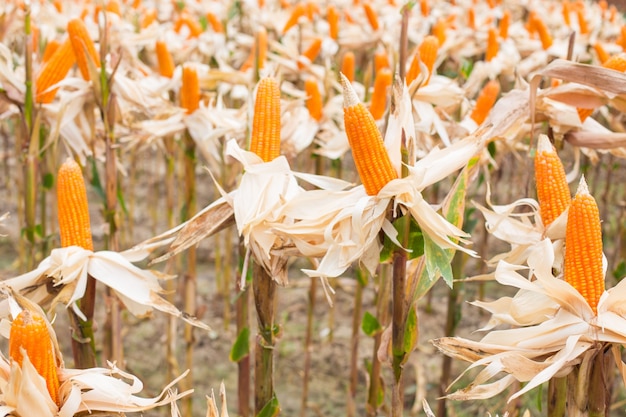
42,173 -> 54,190
614,261 -> 626,282
402,304 -> 418,358
424,233 -> 453,287
361,311 -> 382,337
117,186 -> 128,216
199,15 -> 208,31
229,327 -> 250,362
460,59 -> 474,79
89,158 -> 105,201
257,395 -> 280,417
380,215 -> 424,262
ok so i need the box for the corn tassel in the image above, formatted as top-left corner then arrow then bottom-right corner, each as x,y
534,134 -> 571,228
57,158 -> 94,250
577,55 -> 626,121
156,40 -> 175,78
180,65 -> 200,114
36,37 -> 76,104
369,67 -> 392,120
341,73 -> 397,196
564,177 -> 604,314
327,5 -> 339,39
363,2 -> 379,31
9,310 -> 60,405
304,77 -> 323,121
298,37 -> 322,69
486,27 -> 498,62
250,77 -> 281,162
282,3 -> 306,34
67,18 -> 100,81
341,51 -> 355,83
499,10 -> 510,39
470,79 -> 500,125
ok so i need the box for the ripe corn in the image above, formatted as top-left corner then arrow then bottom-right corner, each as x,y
250,77 -> 281,162
9,310 -> 60,405
594,43 -> 610,64
298,37 -> 322,69
533,15 -> 553,49
141,8 -> 158,28
67,18 -> 100,81
57,158 -> 94,250
182,15 -> 203,38
363,2 -> 379,31
420,0 -> 429,17
577,54 -> 626,121
369,67 -> 392,120
341,51 -> 355,83
304,77 -> 323,121
468,7 -> 476,30
407,35 -> 439,86
562,0 -> 572,26
432,18 -> 447,45
374,49 -> 390,73
282,3 -> 306,34
327,5 -> 339,39
156,40 -> 175,78
470,79 -> 500,125
240,27 -> 267,72
564,177 -> 604,314
499,9 -> 510,39
306,1 -> 319,20
534,134 -> 571,228
577,7 -> 589,34
36,37 -> 76,104
486,27 -> 498,62
341,73 -> 397,196
105,0 -> 121,16
41,39 -> 61,63
180,65 -> 200,114
206,12 -> 224,33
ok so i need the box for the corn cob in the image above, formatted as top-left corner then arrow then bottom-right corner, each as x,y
533,15 -> 553,49
240,27 -> 267,72
36,37 -> 76,104
282,3 -> 306,34
576,7 -> 589,34
341,73 -> 397,196
577,54 -> 626,121
250,77 -> 281,162
341,52 -> 355,83
562,0 -> 572,26
304,77 -> 323,121
306,1 -> 319,20
9,310 -> 60,405
470,79 -> 500,125
41,39 -> 61,63
327,5 -> 339,39
141,8 -> 158,28
363,2 -> 379,31
369,67 -> 392,120
67,18 -> 100,81
406,36 -> 439,86
57,158 -> 94,250
156,40 -> 175,78
432,18 -> 447,45
534,134 -> 571,228
486,27 -> 498,62
132,0 -> 142,9
468,7 -> 476,30
182,15 -> 203,38
298,37 -> 322,69
610,5 -> 618,23
564,177 -> 604,314
374,49 -> 390,73
180,65 -> 200,114
206,12 -> 224,33
420,0 -> 429,17
53,0 -> 62,12
344,9 -> 355,24
105,0 -> 121,16
594,43 -> 610,64
499,9 -> 510,39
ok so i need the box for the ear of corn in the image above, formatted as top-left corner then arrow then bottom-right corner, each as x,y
420,0 -> 429,17
369,67 -> 392,120
297,37 -> 322,69
105,0 -> 121,16
534,134 -> 571,228
406,35 -> 439,86
282,3 -> 306,34
180,65 -> 200,114
577,54 -> 626,121
304,77 -> 323,121
576,7 -> 589,34
499,9 -> 510,39
564,177 -> 604,314
9,310 -> 60,405
206,12 -> 224,33
432,18 -> 447,45
67,18 -> 101,81
341,73 -> 398,196
182,15 -> 203,38
241,27 -> 267,72
594,43 -> 610,64
141,8 -> 158,28
470,79 -> 500,124
363,2 -> 379,31
156,40 -> 175,78
468,7 -> 476,30
374,49 -> 390,73
327,5 -> 339,39
533,15 -> 553,49
250,77 -> 281,162
486,27 -> 498,62
341,51 -> 355,83
57,158 -> 94,251
36,37 -> 76,104
41,39 -> 61,63
562,0 -> 572,26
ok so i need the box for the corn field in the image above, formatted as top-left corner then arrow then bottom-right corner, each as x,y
3,0 -> 626,416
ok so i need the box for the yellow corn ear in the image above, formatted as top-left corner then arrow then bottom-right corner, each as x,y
562,0 -> 572,26
36,38 -> 76,104
341,73 -> 398,196
305,77 -> 323,121
156,40 -> 175,78
41,39 -> 61,63
577,54 -> 626,121
534,134 -> 571,228
564,177 -> 604,314
341,51 -> 355,83
576,7 -> 589,34
470,79 -> 500,125
594,43 -> 610,64
374,49 -> 390,73
206,12 -> 224,33
141,8 -> 158,28
533,15 -> 553,50
180,65 -> 200,114
468,7 -> 476,30
486,27 -> 498,62
282,3 -> 306,34
499,9 -> 510,39
407,35 -> 439,86
369,67 -> 392,120
57,158 -> 94,251
298,37 -> 322,69
420,0 -> 429,17
9,310 -> 60,405
327,5 -> 339,39
363,2 -> 379,31
250,77 -> 281,162
67,18 -> 101,81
